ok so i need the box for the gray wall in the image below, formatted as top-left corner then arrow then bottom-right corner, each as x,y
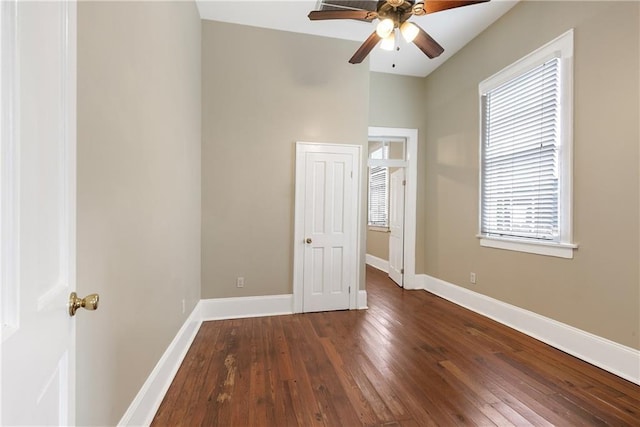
369,72 -> 427,272
422,1 -> 639,349
201,21 -> 369,298
76,1 -> 202,425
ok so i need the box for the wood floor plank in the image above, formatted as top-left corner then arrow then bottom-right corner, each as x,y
438,359 -> 530,426
280,317 -> 326,426
318,336 -> 390,424
356,349 -> 440,425
291,316 -> 354,426
152,266 -> 640,426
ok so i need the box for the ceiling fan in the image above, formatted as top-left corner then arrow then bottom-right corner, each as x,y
308,0 -> 489,64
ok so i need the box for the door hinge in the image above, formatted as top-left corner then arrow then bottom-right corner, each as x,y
401,268 -> 404,274
402,180 -> 406,186
350,171 -> 353,178
349,286 -> 351,294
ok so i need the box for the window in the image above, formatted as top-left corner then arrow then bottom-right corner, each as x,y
479,30 -> 576,258
368,145 -> 388,227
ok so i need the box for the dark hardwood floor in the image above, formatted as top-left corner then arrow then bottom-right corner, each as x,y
152,266 -> 640,426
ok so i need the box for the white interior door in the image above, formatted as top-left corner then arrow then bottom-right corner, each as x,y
1,1 -> 77,425
294,143 -> 360,313
388,168 -> 405,286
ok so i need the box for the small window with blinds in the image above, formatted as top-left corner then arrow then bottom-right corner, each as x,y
478,29 -> 576,258
368,146 -> 388,227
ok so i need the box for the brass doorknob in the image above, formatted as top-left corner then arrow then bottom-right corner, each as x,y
69,292 -> 99,317
306,238 -> 312,244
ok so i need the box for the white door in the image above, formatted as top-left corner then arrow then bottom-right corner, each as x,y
294,143 -> 360,313
1,1 -> 77,425
388,168 -> 405,286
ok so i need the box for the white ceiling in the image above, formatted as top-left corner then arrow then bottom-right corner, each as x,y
196,0 -> 519,77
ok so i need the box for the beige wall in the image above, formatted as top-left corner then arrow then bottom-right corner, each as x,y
369,72 -> 427,271
201,21 -> 369,298
423,1 -> 639,349
367,228 -> 390,260
76,1 -> 202,425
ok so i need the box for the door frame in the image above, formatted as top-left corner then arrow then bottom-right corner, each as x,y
368,127 -> 419,289
293,142 -> 362,313
1,0 -> 19,336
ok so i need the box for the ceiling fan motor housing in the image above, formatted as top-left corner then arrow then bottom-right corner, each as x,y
377,0 -> 416,25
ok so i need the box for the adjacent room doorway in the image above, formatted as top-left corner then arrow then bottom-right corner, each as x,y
367,127 -> 418,289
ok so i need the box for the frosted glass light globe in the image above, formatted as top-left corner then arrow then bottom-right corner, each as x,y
376,18 -> 394,39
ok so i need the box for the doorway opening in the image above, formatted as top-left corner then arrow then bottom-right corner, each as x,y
366,127 -> 418,289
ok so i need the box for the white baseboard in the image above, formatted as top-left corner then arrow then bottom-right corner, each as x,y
366,254 -> 389,273
200,294 -> 294,321
403,274 -> 425,290
118,304 -> 202,426
358,290 -> 368,309
419,274 -> 640,385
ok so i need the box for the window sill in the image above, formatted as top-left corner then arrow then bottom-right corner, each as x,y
478,235 -> 578,259
368,226 -> 390,233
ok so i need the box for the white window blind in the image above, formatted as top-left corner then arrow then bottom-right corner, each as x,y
368,145 -> 389,227
368,165 -> 388,226
481,57 -> 561,241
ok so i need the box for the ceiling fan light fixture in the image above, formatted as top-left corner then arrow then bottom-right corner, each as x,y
308,0 -> 489,65
376,18 -> 394,38
380,31 -> 395,51
400,21 -> 419,43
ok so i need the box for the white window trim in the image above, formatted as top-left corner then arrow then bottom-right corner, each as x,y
368,226 -> 390,233
369,159 -> 406,168
478,235 -> 577,259
478,29 -> 577,259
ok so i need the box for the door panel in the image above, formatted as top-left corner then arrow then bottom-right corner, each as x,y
312,162 -> 326,233
1,1 -> 76,424
304,152 -> 351,312
389,169 -> 405,286
297,145 -> 359,313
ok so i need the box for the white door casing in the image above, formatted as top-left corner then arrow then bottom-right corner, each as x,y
1,1 -> 76,425
388,168 -> 405,287
293,142 -> 361,313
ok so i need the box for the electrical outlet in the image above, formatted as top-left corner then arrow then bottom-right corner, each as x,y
470,272 -> 477,284
236,277 -> 245,288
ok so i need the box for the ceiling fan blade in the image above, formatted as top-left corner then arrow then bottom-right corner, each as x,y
413,26 -> 444,59
308,10 -> 378,21
349,31 -> 381,64
424,0 -> 490,15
